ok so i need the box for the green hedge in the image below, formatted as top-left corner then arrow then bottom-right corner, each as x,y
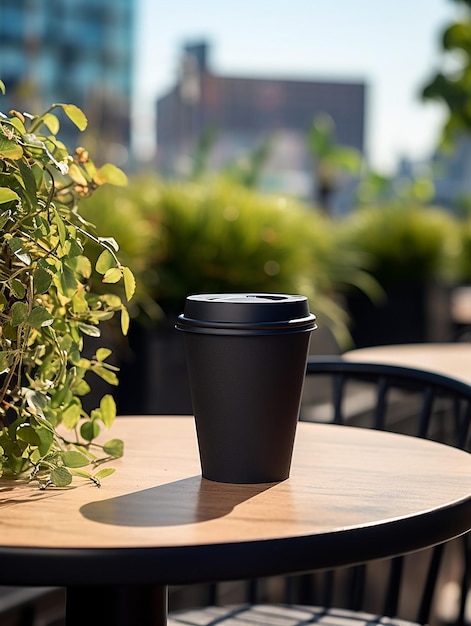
81,174 -> 469,349
82,176 -> 374,347
339,203 -> 460,287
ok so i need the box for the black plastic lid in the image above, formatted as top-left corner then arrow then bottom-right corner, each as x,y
176,293 -> 317,335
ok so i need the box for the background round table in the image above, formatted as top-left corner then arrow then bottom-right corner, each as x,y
343,342 -> 471,386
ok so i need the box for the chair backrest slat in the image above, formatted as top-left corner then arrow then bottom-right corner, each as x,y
417,385 -> 434,438
374,376 -> 388,430
417,543 -> 444,625
383,556 -> 403,617
332,374 -> 346,424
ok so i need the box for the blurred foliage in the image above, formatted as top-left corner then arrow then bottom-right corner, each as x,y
415,0 -> 471,286
188,125 -> 273,189
307,113 -> 363,212
454,214 -> 471,280
81,162 -> 471,348
421,0 -> 471,147
183,111 -> 363,211
80,181 -> 161,324
340,202 -> 460,289
222,136 -> 274,189
356,169 -> 436,207
188,126 -> 219,181
81,174 -> 376,348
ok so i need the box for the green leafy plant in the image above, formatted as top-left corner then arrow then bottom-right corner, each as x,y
0,81 -> 135,488
340,202 -> 460,288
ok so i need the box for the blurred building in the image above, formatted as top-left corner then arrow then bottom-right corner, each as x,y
431,137 -> 471,211
0,0 -> 134,167
156,41 -> 366,205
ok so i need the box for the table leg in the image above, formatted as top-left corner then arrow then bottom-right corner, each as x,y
65,584 -> 168,626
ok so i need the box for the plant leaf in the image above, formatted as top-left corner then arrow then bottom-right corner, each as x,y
61,450 -> 90,468
74,255 -> 92,279
102,268 -> 122,283
69,469 -> 93,480
103,438 -> 124,458
33,267 -> 53,294
0,351 -> 12,374
42,113 -> 60,135
8,116 -> 26,134
121,305 -> 130,335
61,401 -> 82,429
80,420 -> 100,441
0,187 -> 20,204
123,266 -> 136,301
58,263 -> 78,297
68,162 -> 88,186
68,237 -> 83,258
93,366 -> 119,385
11,301 -> 29,326
95,163 -> 128,187
10,279 -> 26,299
77,322 -> 101,337
96,348 -> 112,362
24,389 -> 48,416
99,394 -> 116,428
94,467 -> 116,479
18,160 -> 38,204
50,466 -> 73,487
53,213 -> 67,246
0,135 -> 23,160
16,424 -> 41,445
8,236 -> 31,264
27,305 -> 54,328
36,427 -> 54,456
0,211 -> 11,230
60,104 -> 88,131
96,249 -> 115,274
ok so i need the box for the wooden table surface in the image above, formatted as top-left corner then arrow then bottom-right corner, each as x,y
344,342 -> 471,387
0,415 -> 470,587
1,415 -> 470,626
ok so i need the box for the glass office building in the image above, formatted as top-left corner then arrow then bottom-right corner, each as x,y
0,0 -> 134,166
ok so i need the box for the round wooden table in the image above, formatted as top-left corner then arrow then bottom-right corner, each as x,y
344,342 -> 471,387
0,416 -> 470,626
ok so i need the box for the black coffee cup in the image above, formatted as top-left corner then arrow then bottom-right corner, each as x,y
176,293 -> 317,483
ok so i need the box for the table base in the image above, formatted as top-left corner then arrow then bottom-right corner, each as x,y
65,584 -> 168,626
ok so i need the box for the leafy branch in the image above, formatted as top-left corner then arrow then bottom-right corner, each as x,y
0,81 -> 135,488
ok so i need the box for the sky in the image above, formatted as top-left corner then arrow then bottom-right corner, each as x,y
133,0 -> 461,174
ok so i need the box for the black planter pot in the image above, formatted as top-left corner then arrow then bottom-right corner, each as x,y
345,282 -> 453,349
116,317 -> 193,416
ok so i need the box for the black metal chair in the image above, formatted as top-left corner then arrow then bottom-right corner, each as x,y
169,356 -> 471,626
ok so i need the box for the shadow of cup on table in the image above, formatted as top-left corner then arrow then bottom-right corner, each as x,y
80,476 -> 277,527
176,293 -> 317,484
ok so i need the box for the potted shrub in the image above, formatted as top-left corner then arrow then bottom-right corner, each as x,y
340,201 -> 459,347
0,82 -> 135,488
